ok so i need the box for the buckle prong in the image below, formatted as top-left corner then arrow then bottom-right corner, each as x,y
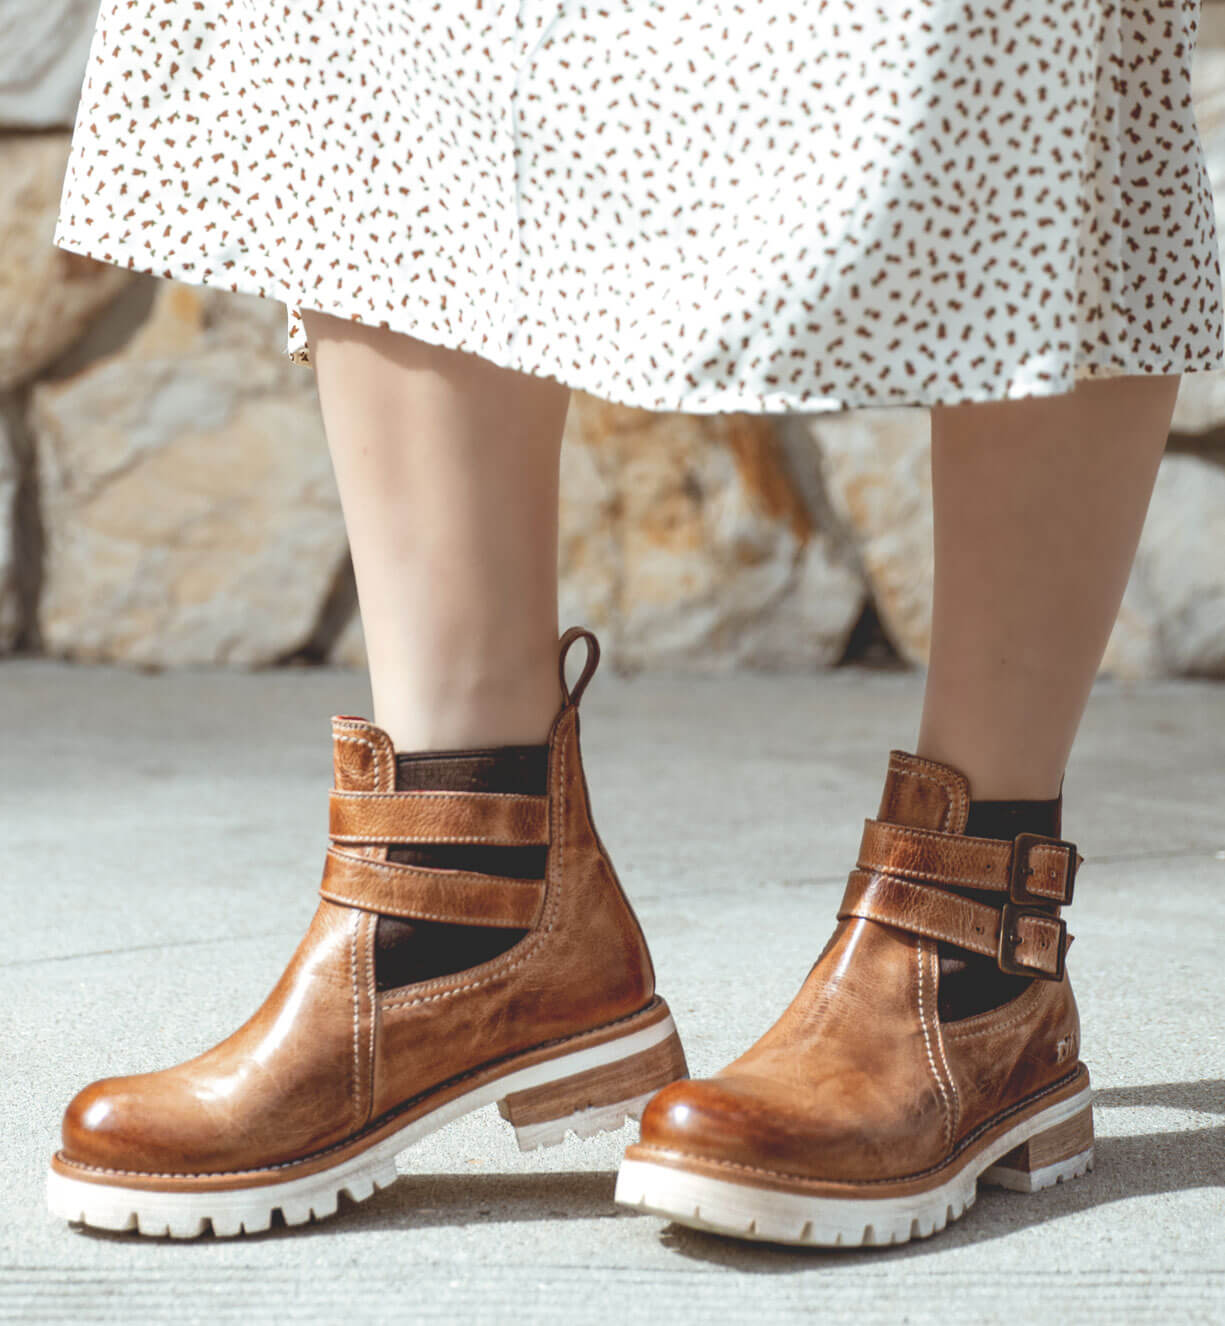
1009,831 -> 1077,907
998,903 -> 1068,981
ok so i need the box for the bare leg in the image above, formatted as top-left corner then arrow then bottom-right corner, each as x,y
50,318 -> 679,1240
918,373 -> 1180,799
301,313 -> 570,750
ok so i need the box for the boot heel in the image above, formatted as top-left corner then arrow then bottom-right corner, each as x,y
982,1104 -> 1095,1193
499,1028 -> 688,1151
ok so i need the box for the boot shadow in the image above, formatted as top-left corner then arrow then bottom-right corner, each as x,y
322,1169 -> 623,1237
70,1169 -> 623,1244
652,1079 -> 1225,1270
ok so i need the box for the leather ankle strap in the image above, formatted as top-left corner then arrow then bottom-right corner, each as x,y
321,849 -> 547,928
839,870 -> 1068,980
857,820 -> 1080,906
329,789 -> 551,847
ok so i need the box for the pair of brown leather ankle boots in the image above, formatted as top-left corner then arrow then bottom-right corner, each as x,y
47,628 -> 1093,1247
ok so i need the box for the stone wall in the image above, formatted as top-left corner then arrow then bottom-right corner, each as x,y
2,7 -> 1224,678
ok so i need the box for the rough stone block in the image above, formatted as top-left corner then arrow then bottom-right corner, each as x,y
30,282 -> 348,666
0,133 -> 132,388
0,0 -> 99,129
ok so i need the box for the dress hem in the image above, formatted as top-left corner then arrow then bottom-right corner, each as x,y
52,226 -> 1225,417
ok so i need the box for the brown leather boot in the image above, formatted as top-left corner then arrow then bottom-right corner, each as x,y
48,627 -> 686,1237
617,749 -> 1091,1247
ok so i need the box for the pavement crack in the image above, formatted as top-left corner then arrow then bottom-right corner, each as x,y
3,930 -> 285,969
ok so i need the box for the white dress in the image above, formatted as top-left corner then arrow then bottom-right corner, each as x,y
52,0 -> 1225,414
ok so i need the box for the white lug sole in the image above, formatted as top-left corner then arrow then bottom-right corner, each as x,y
614,1081 -> 1094,1248
49,1010 -> 683,1239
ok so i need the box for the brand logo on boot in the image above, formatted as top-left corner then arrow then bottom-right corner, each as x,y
1056,1033 -> 1079,1064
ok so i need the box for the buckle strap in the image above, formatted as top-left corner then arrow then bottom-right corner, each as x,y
857,820 -> 1080,906
840,869 -> 1068,980
321,848 -> 546,928
328,789 -> 550,847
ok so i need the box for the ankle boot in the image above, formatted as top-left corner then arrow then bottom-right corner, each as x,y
48,627 -> 687,1237
616,749 -> 1091,1247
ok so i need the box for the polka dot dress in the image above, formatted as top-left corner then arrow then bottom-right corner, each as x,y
53,0 -> 1225,413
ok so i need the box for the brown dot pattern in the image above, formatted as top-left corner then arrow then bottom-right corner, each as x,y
53,0 -> 1225,412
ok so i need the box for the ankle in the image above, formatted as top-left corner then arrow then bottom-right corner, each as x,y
372,665 -> 563,751
912,737 -> 1064,802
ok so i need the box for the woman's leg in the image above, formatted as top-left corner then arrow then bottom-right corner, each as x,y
51,316 -> 687,1237
620,371 -> 1179,1246
300,311 -> 570,750
919,372 -> 1180,797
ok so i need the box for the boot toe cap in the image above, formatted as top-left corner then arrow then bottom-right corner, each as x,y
632,1072 -> 897,1183
58,1071 -> 230,1175
638,1076 -> 775,1163
60,1074 -> 164,1172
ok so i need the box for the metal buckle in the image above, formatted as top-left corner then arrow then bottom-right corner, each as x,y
1009,832 -> 1078,907
998,904 -> 1068,981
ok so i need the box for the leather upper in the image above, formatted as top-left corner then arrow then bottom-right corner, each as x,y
59,628 -> 657,1176
632,749 -> 1082,1185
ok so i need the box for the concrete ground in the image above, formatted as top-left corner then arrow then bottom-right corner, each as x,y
1,661 -> 1222,1324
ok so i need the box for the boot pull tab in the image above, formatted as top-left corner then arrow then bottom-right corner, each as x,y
558,626 -> 601,708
